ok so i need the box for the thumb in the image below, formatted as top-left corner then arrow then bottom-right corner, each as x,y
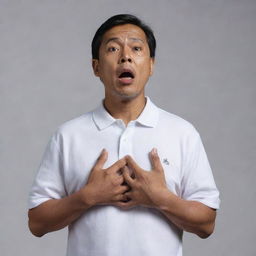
94,149 -> 108,170
150,148 -> 163,172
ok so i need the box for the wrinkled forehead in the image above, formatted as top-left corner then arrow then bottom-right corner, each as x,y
102,24 -> 148,44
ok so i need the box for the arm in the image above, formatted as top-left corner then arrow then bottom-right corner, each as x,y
153,189 -> 216,238
28,149 -> 129,237
28,187 -> 92,237
115,149 -> 217,238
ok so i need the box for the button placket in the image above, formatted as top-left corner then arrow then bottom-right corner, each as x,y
118,123 -> 134,158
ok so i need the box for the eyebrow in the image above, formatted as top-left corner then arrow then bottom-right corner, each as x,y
104,37 -> 145,45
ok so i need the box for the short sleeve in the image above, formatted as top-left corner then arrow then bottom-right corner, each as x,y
28,132 -> 67,209
181,130 -> 220,209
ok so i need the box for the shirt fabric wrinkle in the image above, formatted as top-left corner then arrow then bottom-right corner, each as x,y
28,96 -> 220,256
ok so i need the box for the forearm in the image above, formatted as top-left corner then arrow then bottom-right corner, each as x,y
155,189 -> 216,238
28,151 -> 129,237
28,187 -> 94,237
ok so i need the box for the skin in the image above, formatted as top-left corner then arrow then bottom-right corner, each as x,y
92,24 -> 154,124
28,24 -> 216,239
116,149 -> 216,238
28,151 -> 130,237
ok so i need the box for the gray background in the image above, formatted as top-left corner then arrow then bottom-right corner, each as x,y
1,0 -> 255,255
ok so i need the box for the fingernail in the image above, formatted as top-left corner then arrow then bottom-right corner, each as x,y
102,148 -> 108,154
152,148 -> 157,155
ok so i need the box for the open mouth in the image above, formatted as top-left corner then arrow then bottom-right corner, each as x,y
118,71 -> 134,79
118,70 -> 135,85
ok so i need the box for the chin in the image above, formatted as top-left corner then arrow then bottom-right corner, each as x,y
114,90 -> 141,101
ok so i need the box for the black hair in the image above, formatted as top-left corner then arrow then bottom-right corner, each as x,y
91,14 -> 156,59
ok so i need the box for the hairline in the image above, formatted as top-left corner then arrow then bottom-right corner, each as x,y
92,14 -> 156,59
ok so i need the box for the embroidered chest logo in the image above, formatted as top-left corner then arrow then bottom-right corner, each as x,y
163,158 -> 170,165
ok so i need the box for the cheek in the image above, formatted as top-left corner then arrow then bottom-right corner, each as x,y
99,61 -> 115,76
137,59 -> 152,76
100,57 -> 116,72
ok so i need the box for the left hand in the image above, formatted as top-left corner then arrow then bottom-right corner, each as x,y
115,148 -> 169,209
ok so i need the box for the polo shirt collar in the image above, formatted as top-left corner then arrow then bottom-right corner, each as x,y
136,97 -> 159,128
92,96 -> 159,130
92,102 -> 116,130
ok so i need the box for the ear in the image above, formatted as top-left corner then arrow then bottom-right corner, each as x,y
92,59 -> 100,77
149,57 -> 155,76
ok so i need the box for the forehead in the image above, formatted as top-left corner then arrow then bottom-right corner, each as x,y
102,24 -> 147,43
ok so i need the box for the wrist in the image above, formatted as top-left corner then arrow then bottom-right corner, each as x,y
153,188 -> 176,211
78,185 -> 97,209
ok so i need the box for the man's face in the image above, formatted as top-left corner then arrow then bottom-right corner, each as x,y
92,24 -> 154,100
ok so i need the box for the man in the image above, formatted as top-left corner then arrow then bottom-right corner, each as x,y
28,14 -> 220,256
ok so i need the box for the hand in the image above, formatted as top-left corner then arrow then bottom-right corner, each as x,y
80,149 -> 130,206
115,148 -> 168,209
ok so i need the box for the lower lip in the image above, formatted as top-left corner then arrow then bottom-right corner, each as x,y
118,77 -> 134,85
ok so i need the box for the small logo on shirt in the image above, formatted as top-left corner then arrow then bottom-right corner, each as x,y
163,158 -> 170,165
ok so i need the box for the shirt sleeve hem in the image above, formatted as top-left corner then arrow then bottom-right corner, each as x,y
194,199 -> 221,210
28,198 -> 52,210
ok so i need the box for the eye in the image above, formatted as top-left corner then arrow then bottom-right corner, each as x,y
133,46 -> 142,51
108,46 -> 119,52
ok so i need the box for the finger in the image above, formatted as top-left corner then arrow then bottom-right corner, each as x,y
115,193 -> 129,202
123,166 -> 135,186
125,155 -> 142,176
124,191 -> 132,199
118,185 -> 130,194
114,175 -> 125,185
107,158 -> 127,174
150,148 -> 163,172
114,200 -> 136,210
94,149 -> 108,170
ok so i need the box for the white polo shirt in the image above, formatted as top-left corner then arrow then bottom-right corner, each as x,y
28,97 -> 220,256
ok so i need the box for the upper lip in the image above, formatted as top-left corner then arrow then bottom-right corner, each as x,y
117,67 -> 135,79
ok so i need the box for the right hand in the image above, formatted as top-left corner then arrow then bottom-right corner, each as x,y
80,149 -> 130,206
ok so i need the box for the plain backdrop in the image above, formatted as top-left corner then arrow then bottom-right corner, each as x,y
1,0 -> 255,255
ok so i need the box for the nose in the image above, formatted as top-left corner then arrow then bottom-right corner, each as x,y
120,56 -> 132,63
119,47 -> 132,63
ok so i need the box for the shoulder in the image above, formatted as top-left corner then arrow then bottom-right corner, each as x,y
52,111 -> 94,141
157,107 -> 199,138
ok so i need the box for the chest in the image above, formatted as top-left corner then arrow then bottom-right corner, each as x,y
62,125 -> 183,196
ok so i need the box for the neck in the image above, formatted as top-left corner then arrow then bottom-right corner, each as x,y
103,94 -> 147,125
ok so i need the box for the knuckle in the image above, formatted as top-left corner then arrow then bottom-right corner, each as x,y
117,158 -> 125,165
105,169 -> 112,176
126,155 -> 132,161
120,158 -> 126,164
118,176 -> 124,184
111,179 -> 119,187
114,162 -> 120,169
124,185 -> 130,191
